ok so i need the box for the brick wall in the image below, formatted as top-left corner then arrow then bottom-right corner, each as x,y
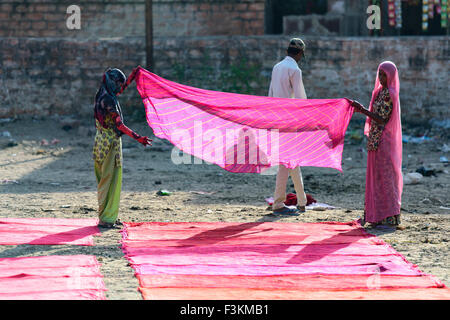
1,35 -> 448,123
155,0 -> 265,37
0,0 -> 265,38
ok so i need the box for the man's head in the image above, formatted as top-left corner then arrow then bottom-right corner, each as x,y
287,38 -> 305,63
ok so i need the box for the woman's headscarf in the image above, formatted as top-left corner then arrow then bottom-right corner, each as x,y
104,68 -> 126,97
94,68 -> 126,129
364,61 -> 401,138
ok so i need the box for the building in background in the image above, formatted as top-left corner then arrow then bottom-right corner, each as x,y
280,0 -> 449,36
0,0 -> 448,122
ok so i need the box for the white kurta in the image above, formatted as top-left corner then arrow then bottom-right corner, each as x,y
268,56 -> 308,209
268,56 -> 307,99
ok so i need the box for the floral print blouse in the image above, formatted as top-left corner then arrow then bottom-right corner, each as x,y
93,115 -> 122,167
367,87 -> 393,151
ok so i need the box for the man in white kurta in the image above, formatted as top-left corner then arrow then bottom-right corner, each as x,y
268,38 -> 308,215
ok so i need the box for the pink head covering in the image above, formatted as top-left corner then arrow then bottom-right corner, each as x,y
364,61 -> 401,139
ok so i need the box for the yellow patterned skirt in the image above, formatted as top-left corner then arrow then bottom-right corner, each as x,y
93,122 -> 122,224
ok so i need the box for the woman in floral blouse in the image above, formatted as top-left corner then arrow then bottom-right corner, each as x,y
350,61 -> 404,229
93,68 -> 152,228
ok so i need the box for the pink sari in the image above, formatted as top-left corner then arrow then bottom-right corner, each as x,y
128,67 -> 354,173
364,62 -> 403,224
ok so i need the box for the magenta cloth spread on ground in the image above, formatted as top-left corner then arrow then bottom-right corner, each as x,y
0,218 -> 100,246
121,221 -> 450,300
133,67 -> 354,173
0,255 -> 106,300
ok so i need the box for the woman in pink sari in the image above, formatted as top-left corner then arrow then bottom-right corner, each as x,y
350,61 -> 404,229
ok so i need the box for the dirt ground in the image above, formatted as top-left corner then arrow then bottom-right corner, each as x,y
0,116 -> 449,300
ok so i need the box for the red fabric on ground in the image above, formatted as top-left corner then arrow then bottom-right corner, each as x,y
284,193 -> 297,206
0,218 -> 100,246
284,193 -> 316,206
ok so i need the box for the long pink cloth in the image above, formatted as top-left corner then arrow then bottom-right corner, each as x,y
0,255 -> 106,300
0,218 -> 100,246
364,61 -> 403,223
121,221 -> 450,300
133,67 -> 354,173
121,221 -> 383,247
138,274 -> 446,290
140,287 -> 450,300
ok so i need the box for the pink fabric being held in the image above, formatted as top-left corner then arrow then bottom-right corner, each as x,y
130,66 -> 354,173
363,61 -> 403,224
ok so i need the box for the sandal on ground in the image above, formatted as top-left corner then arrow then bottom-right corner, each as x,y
272,206 -> 299,216
357,217 -> 366,226
367,222 -> 381,228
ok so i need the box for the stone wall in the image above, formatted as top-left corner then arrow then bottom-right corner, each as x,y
0,0 -> 265,119
154,35 -> 450,123
0,37 -> 146,118
0,0 -> 265,38
1,35 -> 448,123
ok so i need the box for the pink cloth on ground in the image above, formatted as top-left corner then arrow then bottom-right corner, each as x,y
137,274 -> 445,291
137,273 -> 446,290
121,221 -> 450,300
0,218 -> 100,246
140,287 -> 450,300
134,263 -> 422,277
121,221 -> 381,247
363,61 -> 403,223
132,67 -> 354,173
0,255 -> 106,300
125,249 -> 410,267
123,243 -> 400,258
